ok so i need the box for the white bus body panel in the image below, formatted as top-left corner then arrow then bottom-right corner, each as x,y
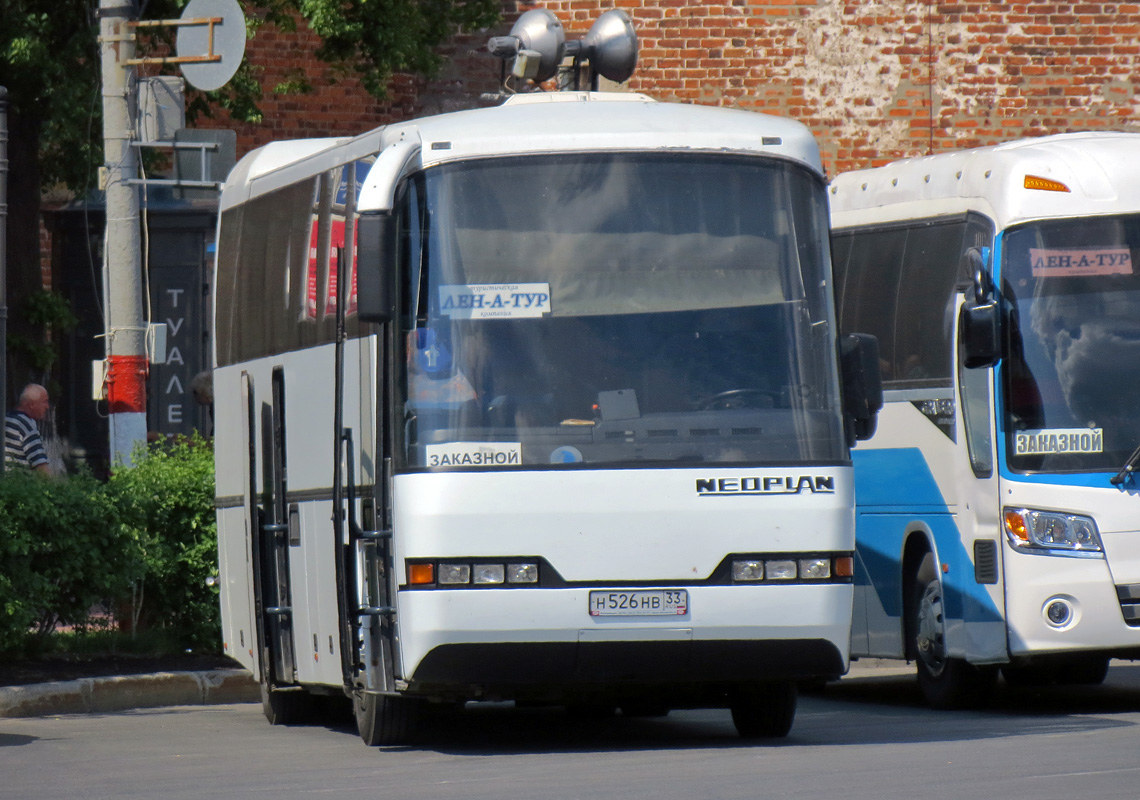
222,92 -> 826,216
1001,479 -> 1140,656
393,468 -> 854,682
213,337 -> 377,687
829,131 -> 1140,231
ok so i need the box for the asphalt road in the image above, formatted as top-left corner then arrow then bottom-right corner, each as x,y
6,663 -> 1140,800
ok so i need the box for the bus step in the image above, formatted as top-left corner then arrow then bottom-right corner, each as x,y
265,606 -> 292,616
357,606 -> 395,617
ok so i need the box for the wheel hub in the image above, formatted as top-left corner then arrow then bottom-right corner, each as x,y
916,581 -> 947,677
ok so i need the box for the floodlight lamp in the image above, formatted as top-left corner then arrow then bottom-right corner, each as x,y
581,9 -> 639,83
489,8 -> 564,84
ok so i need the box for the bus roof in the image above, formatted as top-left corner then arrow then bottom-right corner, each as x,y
220,92 -> 823,212
828,131 -> 1140,232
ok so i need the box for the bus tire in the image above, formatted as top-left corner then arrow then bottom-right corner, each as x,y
911,552 -> 996,709
354,689 -> 419,746
1060,656 -> 1111,685
1004,656 -> 1110,687
729,681 -> 797,739
260,680 -> 313,726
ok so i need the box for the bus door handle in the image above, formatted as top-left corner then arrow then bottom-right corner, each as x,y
357,606 -> 395,617
357,528 -> 392,541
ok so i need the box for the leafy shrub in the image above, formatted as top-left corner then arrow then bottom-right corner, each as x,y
0,436 -> 219,657
0,467 -> 140,654
107,436 -> 219,652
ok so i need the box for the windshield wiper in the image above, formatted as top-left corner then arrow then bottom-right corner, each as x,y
1110,442 -> 1140,486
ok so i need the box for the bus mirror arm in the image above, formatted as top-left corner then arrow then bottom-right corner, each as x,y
840,333 -> 884,446
357,213 -> 397,323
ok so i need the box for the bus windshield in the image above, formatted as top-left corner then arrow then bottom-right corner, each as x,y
396,153 -> 845,469
1002,213 -> 1140,473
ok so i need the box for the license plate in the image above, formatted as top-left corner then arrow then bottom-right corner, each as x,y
589,590 -> 689,616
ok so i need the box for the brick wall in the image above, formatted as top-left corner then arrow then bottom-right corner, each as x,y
193,1 -> 1140,179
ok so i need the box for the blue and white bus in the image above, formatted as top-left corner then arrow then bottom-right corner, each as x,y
829,132 -> 1140,707
211,12 -> 880,745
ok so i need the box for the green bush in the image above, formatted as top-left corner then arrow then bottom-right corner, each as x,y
0,467 -> 140,654
0,436 -> 219,657
107,436 -> 219,653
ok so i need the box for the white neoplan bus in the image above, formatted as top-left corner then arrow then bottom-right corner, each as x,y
212,10 -> 880,745
830,132 -> 1140,708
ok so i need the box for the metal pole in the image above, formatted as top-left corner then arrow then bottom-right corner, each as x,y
0,86 -> 8,474
100,0 -> 148,466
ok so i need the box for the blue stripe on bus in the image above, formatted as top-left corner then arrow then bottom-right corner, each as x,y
853,447 -> 1002,625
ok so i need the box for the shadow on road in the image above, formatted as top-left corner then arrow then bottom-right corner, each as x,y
279,664 -> 1140,755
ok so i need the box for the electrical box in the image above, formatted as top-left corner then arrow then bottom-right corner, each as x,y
138,77 -> 186,143
92,360 -> 105,401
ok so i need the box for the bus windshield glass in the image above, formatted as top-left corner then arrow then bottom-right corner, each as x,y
396,153 -> 845,469
1002,213 -> 1140,473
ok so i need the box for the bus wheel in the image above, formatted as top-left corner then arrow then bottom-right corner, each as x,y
1005,656 -> 1110,687
911,553 -> 996,709
354,689 -> 420,746
260,680 -> 313,725
729,681 -> 797,739
620,700 -> 670,718
1059,656 -> 1110,685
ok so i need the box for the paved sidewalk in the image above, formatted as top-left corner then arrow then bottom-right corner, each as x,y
0,669 -> 258,718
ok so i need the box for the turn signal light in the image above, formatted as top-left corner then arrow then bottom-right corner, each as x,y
1024,175 -> 1070,193
408,563 -> 435,585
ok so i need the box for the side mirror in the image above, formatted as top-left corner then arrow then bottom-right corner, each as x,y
840,333 -> 884,446
960,302 -> 1000,368
961,246 -> 999,368
356,213 -> 397,323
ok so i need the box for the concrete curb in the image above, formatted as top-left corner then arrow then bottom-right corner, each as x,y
0,669 -> 259,718
845,658 -> 916,679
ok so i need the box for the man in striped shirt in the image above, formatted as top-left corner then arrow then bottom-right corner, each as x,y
5,383 -> 51,474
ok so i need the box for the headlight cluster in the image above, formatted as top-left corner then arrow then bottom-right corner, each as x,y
407,560 -> 539,587
731,555 -> 853,582
1003,507 -> 1103,555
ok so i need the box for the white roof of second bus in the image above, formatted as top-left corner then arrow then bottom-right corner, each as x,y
828,131 -> 1140,231
221,92 -> 823,212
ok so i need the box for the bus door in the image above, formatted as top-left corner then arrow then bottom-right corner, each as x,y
953,293 -> 1007,662
250,368 -> 299,689
330,221 -> 399,695
341,333 -> 398,694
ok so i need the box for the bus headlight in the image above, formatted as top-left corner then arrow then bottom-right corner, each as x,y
438,563 -> 471,584
1003,508 -> 1103,554
473,564 -> 506,585
732,560 -> 764,581
798,558 -> 831,579
507,563 -> 539,584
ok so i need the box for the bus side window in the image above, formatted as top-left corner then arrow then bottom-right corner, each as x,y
895,222 -> 967,384
836,228 -> 906,383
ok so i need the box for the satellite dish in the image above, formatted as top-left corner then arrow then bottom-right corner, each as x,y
507,8 -> 565,83
176,0 -> 246,92
581,10 -> 638,83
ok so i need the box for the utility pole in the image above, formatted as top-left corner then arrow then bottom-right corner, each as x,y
1,85 -> 8,474
100,0 -> 148,466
